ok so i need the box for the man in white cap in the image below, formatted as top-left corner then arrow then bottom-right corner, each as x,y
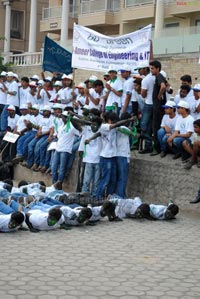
1,71 -> 19,132
157,100 -> 178,158
49,81 -> 63,105
167,100 -> 194,161
27,81 -> 37,107
37,77 -> 54,109
74,83 -> 86,115
187,83 -> 200,120
19,77 -> 30,107
105,65 -> 123,113
119,64 -> 133,114
85,75 -> 100,109
60,74 -> 77,109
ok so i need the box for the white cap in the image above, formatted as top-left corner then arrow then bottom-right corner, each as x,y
52,103 -> 63,110
31,104 -> 39,110
7,105 -> 16,111
177,100 -> 190,109
29,81 -> 37,87
76,82 -> 86,89
41,105 -> 51,111
20,104 -> 28,110
119,64 -> 131,72
7,71 -> 15,77
162,100 -> 175,109
193,84 -> 200,92
160,70 -> 167,78
108,65 -> 118,73
53,80 -> 62,87
0,71 -> 7,76
13,73 -> 19,79
30,75 -> 39,81
44,76 -> 52,82
62,73 -> 73,80
62,111 -> 70,117
89,75 -> 98,82
38,80 -> 44,85
134,61 -> 149,70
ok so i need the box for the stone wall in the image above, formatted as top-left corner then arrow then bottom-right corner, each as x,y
14,153 -> 200,214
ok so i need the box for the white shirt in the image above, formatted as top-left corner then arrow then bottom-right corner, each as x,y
175,114 -> 194,137
160,114 -> 178,133
82,126 -> 102,164
7,80 -> 19,106
149,204 -> 167,220
28,209 -> 64,231
16,114 -> 31,132
110,197 -> 142,219
0,82 -> 7,105
121,77 -> 133,107
141,73 -> 155,105
89,206 -> 103,222
75,94 -> 86,115
60,87 -> 78,108
88,88 -> 100,109
27,92 -> 37,106
106,77 -> 123,108
38,89 -> 54,109
40,115 -> 54,134
60,206 -> 80,226
52,116 -> 63,135
0,214 -> 21,232
19,87 -> 30,106
116,126 -> 131,158
7,114 -> 20,131
99,124 -> 116,158
187,96 -> 200,120
56,122 -> 79,153
30,113 -> 43,131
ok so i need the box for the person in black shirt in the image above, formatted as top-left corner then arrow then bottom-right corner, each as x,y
149,60 -> 166,155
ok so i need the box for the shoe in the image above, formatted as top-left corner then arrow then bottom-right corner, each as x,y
160,151 -> 167,158
12,156 -> 23,164
190,196 -> 200,204
172,153 -> 181,160
183,160 -> 196,170
20,161 -> 30,168
138,148 -> 153,154
150,150 -> 160,156
40,167 -> 48,173
31,164 -> 38,171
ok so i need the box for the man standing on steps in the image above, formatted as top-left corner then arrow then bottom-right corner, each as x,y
149,60 -> 166,156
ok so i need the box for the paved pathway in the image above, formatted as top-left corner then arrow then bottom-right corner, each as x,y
0,213 -> 200,299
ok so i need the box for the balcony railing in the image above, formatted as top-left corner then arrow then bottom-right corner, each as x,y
8,52 -> 43,66
42,5 -> 78,20
125,0 -> 155,7
80,0 -> 120,14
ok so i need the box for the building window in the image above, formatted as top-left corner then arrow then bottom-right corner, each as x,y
11,10 -> 24,39
195,20 -> 200,33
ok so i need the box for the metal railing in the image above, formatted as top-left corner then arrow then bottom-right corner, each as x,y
125,0 -> 154,7
42,5 -> 78,20
80,0 -> 120,14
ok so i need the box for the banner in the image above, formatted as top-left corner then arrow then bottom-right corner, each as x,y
72,24 -> 152,72
43,36 -> 72,74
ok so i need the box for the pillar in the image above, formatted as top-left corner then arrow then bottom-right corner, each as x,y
154,0 -> 164,38
3,1 -> 11,63
28,0 -> 37,52
60,0 -> 69,49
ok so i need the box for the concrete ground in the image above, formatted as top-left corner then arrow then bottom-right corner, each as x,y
1,211 -> 200,299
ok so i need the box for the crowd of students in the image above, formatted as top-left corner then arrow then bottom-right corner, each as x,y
0,59 -> 200,205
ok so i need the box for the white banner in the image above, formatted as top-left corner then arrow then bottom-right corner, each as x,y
3,132 -> 20,143
72,23 -> 152,72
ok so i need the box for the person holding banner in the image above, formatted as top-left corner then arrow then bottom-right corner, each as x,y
37,77 -> 54,110
105,66 -> 123,114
